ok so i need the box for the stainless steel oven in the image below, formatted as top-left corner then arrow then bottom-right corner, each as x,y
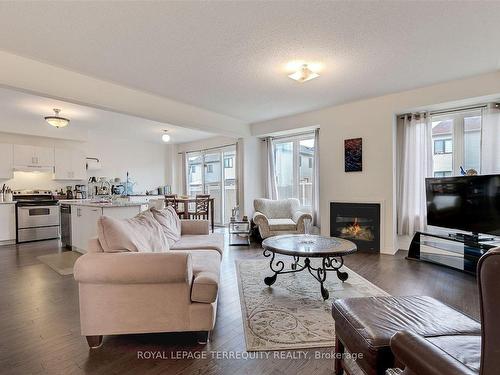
14,190 -> 60,243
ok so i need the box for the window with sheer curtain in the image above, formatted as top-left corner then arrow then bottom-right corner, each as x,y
272,133 -> 316,212
397,104 -> 500,236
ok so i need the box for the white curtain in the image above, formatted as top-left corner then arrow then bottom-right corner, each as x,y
265,137 -> 278,199
180,152 -> 187,195
397,113 -> 433,236
312,128 -> 320,227
481,104 -> 500,174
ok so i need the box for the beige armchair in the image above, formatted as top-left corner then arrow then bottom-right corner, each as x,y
73,220 -> 223,348
252,198 -> 312,239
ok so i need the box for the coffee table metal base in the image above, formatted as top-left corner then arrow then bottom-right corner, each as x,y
263,248 -> 349,300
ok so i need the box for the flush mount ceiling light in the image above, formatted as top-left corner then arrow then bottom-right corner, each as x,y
288,63 -> 320,83
44,108 -> 70,128
162,130 -> 171,143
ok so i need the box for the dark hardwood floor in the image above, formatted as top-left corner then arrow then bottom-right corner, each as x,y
0,231 -> 479,375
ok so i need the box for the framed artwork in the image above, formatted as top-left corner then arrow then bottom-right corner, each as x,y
344,138 -> 362,172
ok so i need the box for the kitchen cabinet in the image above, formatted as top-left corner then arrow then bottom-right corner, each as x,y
0,143 -> 13,180
71,205 -> 102,252
0,203 -> 16,244
54,148 -> 86,180
13,145 -> 54,168
70,204 -> 142,253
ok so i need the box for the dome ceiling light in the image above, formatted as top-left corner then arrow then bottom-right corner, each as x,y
44,108 -> 70,128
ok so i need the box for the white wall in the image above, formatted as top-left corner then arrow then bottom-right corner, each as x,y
0,131 -> 167,193
251,71 -> 500,254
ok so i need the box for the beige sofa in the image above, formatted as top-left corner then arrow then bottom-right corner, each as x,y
73,219 -> 223,348
252,198 -> 312,239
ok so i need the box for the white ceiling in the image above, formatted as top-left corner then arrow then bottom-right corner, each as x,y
0,2 -> 499,124
0,87 -> 214,144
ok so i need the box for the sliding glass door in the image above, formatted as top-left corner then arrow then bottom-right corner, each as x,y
186,145 -> 237,225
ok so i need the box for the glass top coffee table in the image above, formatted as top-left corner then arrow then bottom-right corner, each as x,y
261,234 -> 357,300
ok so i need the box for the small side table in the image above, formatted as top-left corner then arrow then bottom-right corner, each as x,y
228,220 -> 251,246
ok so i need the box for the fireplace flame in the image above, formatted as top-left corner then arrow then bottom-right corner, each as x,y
346,218 -> 362,236
340,217 -> 375,241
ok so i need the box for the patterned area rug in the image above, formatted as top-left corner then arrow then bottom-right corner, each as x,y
236,258 -> 389,351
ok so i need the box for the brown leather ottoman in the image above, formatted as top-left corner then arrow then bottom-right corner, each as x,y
332,296 -> 481,375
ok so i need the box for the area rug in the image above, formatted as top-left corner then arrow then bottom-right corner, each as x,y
236,258 -> 389,351
37,251 -> 81,275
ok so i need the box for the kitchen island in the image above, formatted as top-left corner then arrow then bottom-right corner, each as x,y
59,200 -> 147,253
0,202 -> 16,245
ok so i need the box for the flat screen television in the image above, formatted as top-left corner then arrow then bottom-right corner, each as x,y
426,174 -> 500,236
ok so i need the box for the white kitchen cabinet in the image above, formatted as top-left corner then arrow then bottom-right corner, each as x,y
70,205 -> 142,253
71,205 -> 102,253
0,143 -> 13,180
0,203 -> 16,244
54,148 -> 86,180
13,145 -> 54,168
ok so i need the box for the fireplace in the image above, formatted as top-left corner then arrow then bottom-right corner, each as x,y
330,202 -> 381,252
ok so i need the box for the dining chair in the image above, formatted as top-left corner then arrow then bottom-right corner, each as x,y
189,194 -> 210,220
165,194 -> 182,216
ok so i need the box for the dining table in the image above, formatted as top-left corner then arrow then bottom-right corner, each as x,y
171,197 -> 215,233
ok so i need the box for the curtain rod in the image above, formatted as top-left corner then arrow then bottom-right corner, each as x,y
177,143 -> 237,155
398,103 -> 497,119
261,129 -> 317,141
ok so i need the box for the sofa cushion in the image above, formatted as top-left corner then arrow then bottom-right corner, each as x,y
253,198 -> 300,219
97,210 -> 170,253
170,233 -> 224,255
426,335 -> 481,373
268,218 -> 297,231
176,250 -> 220,304
332,296 -> 481,374
150,206 -> 181,246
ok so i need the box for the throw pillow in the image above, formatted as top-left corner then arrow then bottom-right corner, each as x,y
150,206 -> 182,246
97,210 -> 170,253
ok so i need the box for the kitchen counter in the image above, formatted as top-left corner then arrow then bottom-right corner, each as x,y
58,199 -> 146,208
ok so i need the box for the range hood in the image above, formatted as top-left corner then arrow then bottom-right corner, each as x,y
13,165 -> 54,173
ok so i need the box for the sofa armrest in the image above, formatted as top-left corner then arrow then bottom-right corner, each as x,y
74,252 -> 192,285
292,211 -> 312,234
253,211 -> 271,238
252,211 -> 269,225
390,331 -> 476,375
191,271 -> 219,304
181,219 -> 209,235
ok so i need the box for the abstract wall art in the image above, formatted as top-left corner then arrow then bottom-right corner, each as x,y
344,138 -> 362,172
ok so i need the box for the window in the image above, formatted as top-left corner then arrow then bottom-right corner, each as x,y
224,157 -> 233,168
434,171 -> 452,177
431,110 -> 482,176
433,139 -> 452,154
273,134 -> 315,211
190,165 -> 196,173
206,164 -> 214,173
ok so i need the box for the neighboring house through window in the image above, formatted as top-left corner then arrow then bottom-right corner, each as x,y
431,110 -> 482,176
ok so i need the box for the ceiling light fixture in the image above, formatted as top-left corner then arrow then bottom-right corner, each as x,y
288,64 -> 320,83
162,130 -> 171,143
44,108 -> 70,128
